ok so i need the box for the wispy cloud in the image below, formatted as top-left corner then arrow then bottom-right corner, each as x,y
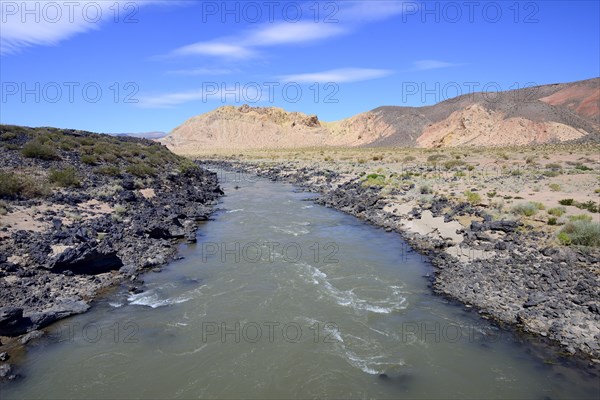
172,42 -> 256,59
170,22 -> 345,60
279,68 -> 394,84
0,1 -> 169,55
412,60 -> 463,71
167,1 -> 410,60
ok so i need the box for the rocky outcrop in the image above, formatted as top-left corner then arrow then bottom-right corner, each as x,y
0,125 -> 223,343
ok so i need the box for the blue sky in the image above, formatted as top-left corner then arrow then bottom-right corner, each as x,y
1,0 -> 598,134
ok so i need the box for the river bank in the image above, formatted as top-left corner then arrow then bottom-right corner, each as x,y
205,158 -> 600,361
0,126 -> 222,380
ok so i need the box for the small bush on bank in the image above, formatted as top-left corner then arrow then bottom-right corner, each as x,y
49,167 -> 80,187
558,220 -> 600,247
512,202 -> 540,217
21,140 -> 59,160
126,163 -> 156,178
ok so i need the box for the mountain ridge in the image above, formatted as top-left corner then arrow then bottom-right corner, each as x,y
160,77 -> 599,152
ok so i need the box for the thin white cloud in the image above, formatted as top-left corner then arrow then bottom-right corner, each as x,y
248,22 -> 346,46
170,22 -> 345,60
412,60 -> 463,71
279,68 -> 394,84
0,1 -> 170,55
167,1 -> 410,60
172,42 -> 256,59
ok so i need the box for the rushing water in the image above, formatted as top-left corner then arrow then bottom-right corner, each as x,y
3,170 -> 599,399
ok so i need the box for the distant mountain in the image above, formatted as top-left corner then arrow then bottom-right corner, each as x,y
160,78 -> 599,152
116,131 -> 167,139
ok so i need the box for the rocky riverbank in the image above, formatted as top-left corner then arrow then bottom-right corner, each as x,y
0,126 -> 222,379
206,159 -> 600,361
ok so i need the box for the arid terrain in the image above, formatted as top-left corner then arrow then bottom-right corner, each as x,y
160,78 -> 599,152
180,143 -> 600,358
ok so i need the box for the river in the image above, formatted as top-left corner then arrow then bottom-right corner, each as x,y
3,170 -> 598,399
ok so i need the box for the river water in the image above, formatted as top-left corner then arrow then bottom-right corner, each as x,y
3,170 -> 599,399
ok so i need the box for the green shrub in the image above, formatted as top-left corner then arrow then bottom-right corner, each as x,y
21,140 -> 59,160
81,155 -> 98,165
126,163 -> 156,178
558,199 -> 574,206
512,202 -> 539,217
549,183 -> 561,192
179,159 -> 200,176
574,164 -> 593,171
0,132 -> 17,141
443,159 -> 466,169
548,207 -> 566,217
558,220 -> 600,247
547,217 -> 557,225
96,165 -> 122,177
0,171 -> 49,198
49,167 -> 80,187
427,154 -> 446,162
363,173 -> 386,187
464,191 -> 481,204
568,214 -> 592,222
575,201 -> 599,213
0,171 -> 21,198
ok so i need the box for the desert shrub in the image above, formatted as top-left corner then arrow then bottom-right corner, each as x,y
547,217 -> 557,225
0,171 -> 49,198
444,160 -> 466,169
575,201 -> 599,213
558,220 -> 600,247
548,207 -> 566,217
363,173 -> 386,187
419,185 -> 432,194
558,199 -> 574,206
179,159 -> 200,176
486,191 -> 497,198
464,191 -> 481,204
403,155 -> 416,162
427,154 -> 446,162
49,167 -> 80,187
96,165 -> 122,177
574,164 -> 593,171
0,132 -> 17,141
0,171 -> 21,198
546,163 -> 562,170
91,184 -> 122,198
81,155 -> 98,165
21,140 -> 58,160
126,163 -> 156,178
569,214 -> 592,222
548,183 -> 561,192
512,202 -> 539,217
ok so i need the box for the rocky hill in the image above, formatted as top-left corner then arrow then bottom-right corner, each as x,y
161,78 -> 599,152
0,125 -> 222,337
